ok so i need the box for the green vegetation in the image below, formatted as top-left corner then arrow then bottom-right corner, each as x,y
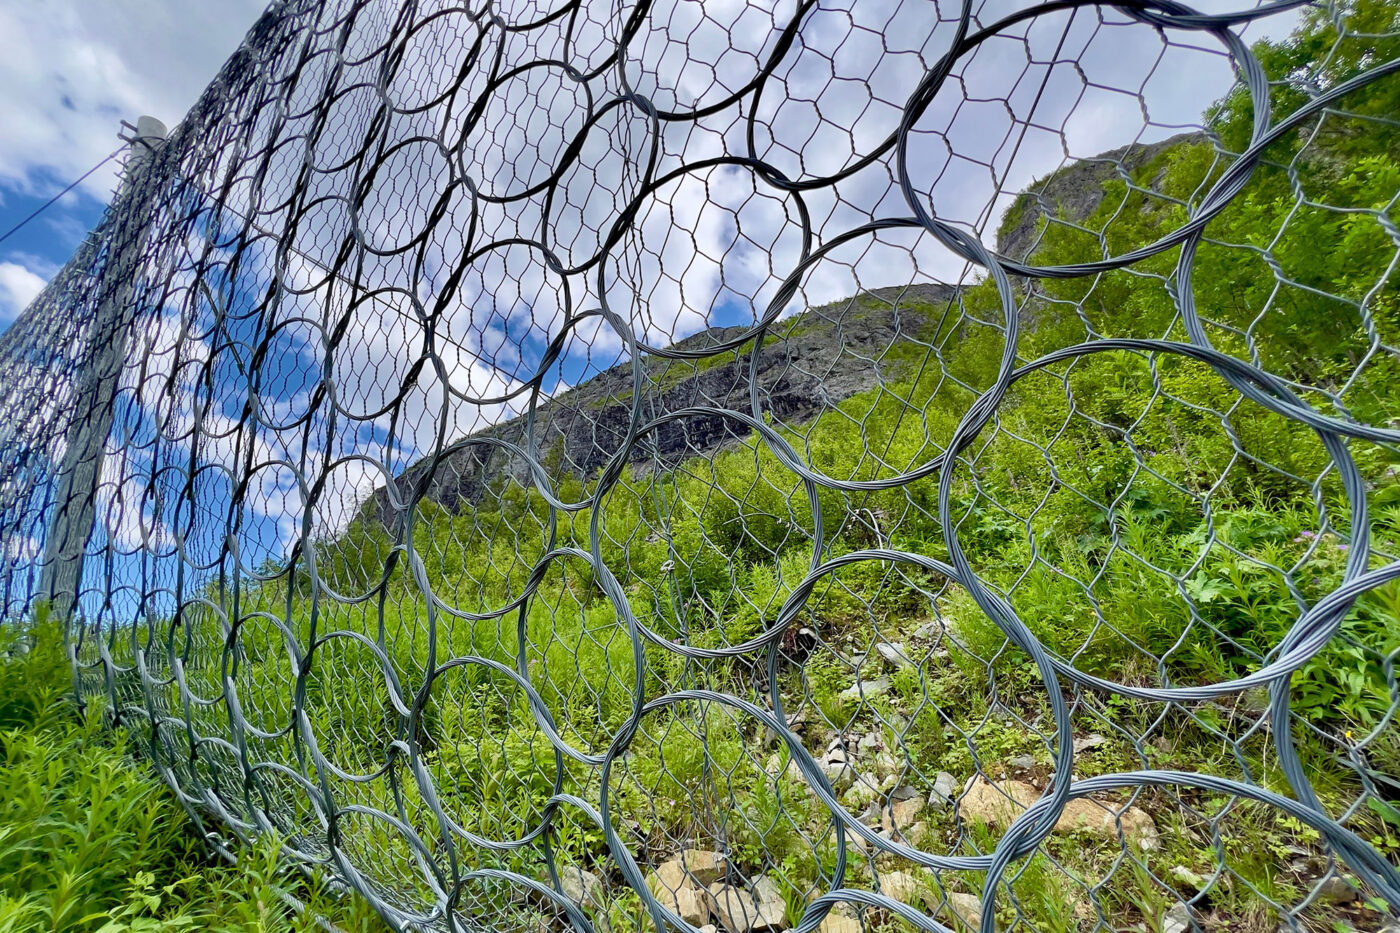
33,2 -> 1400,931
0,621 -> 387,933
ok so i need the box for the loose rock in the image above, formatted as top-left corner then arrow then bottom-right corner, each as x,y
956,778 -> 1040,826
956,778 -> 1159,850
819,916 -> 861,933
842,778 -> 880,808
877,870 -> 927,905
1161,903 -> 1191,933
647,850 -> 728,927
1169,865 -> 1204,890
885,795 -> 926,833
913,620 -> 945,640
876,642 -> 915,671
840,678 -> 889,701
1315,874 -> 1358,904
558,867 -> 603,910
942,892 -> 984,930
929,772 -> 959,808
821,739 -> 856,791
646,874 -> 708,927
1055,799 -> 1160,851
707,881 -> 784,932
1073,733 -> 1108,753
753,876 -> 788,926
675,850 -> 728,884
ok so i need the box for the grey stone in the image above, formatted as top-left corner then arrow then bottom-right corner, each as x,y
821,739 -> 856,791
884,795 -> 925,833
942,892 -> 984,930
818,916 -> 861,933
839,678 -> 889,701
876,642 -> 915,671
647,850 -> 728,927
929,771 -> 958,808
1315,874 -> 1358,904
1161,903 -> 1191,933
1073,733 -> 1107,753
1169,865 -> 1205,890
877,870 -> 926,905
912,620 -> 945,640
707,881 -> 785,932
957,778 -> 1159,850
753,876 -> 788,926
558,867 -> 603,909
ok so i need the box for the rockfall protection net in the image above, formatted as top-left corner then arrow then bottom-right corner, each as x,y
2,0 -> 1400,930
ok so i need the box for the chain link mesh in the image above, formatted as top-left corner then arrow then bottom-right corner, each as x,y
3,0 -> 1400,930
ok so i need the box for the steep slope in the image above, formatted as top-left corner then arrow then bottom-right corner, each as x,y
368,135 -> 1202,524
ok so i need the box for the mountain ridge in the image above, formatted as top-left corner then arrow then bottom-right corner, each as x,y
364,133 -> 1203,526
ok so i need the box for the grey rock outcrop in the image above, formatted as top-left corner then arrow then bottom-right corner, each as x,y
360,137 -> 1205,527
363,284 -> 955,526
995,133 -> 1202,263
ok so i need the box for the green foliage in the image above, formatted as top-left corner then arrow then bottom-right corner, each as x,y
24,4 -> 1400,932
0,624 -> 385,933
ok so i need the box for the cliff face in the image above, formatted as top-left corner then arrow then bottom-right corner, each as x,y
369,282 -> 955,525
996,132 -> 1200,262
368,135 -> 1203,525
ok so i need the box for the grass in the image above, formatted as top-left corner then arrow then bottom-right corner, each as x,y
0,622 -> 388,933
14,2 -> 1400,930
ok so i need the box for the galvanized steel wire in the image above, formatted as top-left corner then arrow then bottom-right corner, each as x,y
1,0 -> 1399,931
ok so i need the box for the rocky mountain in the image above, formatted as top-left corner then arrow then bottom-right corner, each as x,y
366,134 -> 1203,525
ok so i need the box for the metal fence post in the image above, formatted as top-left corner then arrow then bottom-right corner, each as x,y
38,116 -> 167,624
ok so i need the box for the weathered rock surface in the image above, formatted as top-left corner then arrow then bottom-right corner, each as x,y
956,778 -> 1159,850
818,915 -> 861,933
1314,874 -> 1358,904
362,139 -> 1197,528
365,284 -> 955,526
995,133 -> 1202,263
942,892 -> 984,930
876,642 -> 914,671
559,866 -> 604,910
647,850 -> 729,926
1161,902 -> 1192,933
877,870 -> 927,905
707,880 -> 785,932
882,793 -> 926,835
956,777 -> 1041,825
1055,798 -> 1160,851
929,771 -> 959,808
1073,733 -> 1108,754
839,678 -> 889,702
821,736 -> 856,791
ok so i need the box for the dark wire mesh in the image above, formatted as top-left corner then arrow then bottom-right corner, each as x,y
3,0 -> 1400,930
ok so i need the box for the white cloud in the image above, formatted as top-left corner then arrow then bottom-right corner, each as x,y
0,261 -> 47,323
0,0 -> 1314,590
0,0 -> 267,200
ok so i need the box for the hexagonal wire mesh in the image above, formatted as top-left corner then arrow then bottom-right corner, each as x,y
1,0 -> 1399,930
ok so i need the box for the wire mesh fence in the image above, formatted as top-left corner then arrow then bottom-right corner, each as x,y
2,0 -> 1400,930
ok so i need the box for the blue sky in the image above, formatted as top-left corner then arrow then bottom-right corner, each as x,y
0,0 -> 267,328
0,0 -> 1305,624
